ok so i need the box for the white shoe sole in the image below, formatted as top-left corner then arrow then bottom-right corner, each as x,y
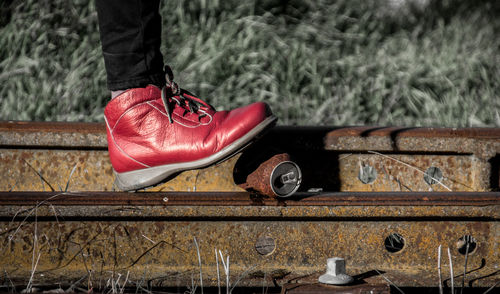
114,115 -> 277,191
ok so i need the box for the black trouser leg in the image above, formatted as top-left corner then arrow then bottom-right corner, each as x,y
96,0 -> 165,91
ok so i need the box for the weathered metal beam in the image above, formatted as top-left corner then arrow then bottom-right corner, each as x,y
0,121 -> 106,148
2,122 -> 500,152
0,149 -> 494,192
1,192 -> 498,228
0,191 -> 499,207
324,126 -> 500,156
1,122 -> 499,289
0,192 -> 498,288
1,122 -> 500,192
281,282 -> 390,294
1,216 -> 498,288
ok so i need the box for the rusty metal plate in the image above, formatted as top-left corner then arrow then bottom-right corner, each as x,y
0,121 -> 106,148
1,149 -> 114,191
1,122 -> 499,290
281,282 -> 390,294
0,192 -> 500,221
0,149 -> 494,193
325,126 -> 500,158
338,153 -> 486,192
2,122 -> 499,155
0,149 -> 243,192
1,122 -> 499,193
0,192 -> 498,288
0,191 -> 499,206
1,218 -> 497,288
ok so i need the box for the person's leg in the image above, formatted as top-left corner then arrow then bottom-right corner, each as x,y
96,0 -> 277,191
95,0 -> 165,95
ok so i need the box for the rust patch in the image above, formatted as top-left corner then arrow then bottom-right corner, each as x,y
338,154 -> 481,192
0,219 -> 497,288
1,123 -> 499,192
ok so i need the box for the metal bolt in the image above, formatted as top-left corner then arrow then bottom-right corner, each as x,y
424,166 -> 443,185
255,235 -> 276,256
318,257 -> 354,285
358,163 -> 377,184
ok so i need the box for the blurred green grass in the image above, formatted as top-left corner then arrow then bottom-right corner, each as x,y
1,0 -> 499,126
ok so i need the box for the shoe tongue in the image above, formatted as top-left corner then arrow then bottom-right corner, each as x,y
104,85 -> 161,126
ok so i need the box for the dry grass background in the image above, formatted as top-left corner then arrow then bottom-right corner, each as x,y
0,0 -> 499,126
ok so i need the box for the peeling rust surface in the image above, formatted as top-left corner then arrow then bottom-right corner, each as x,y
1,122 -> 499,289
0,121 -> 106,148
0,148 -> 496,193
0,191 -> 499,207
281,282 -> 390,294
0,149 -> 242,192
1,123 -> 499,193
338,154 -> 484,191
1,204 -> 499,220
325,126 -> 500,138
0,192 -> 497,288
2,122 -> 500,153
0,219 -> 498,287
0,192 -> 498,220
0,149 -> 114,191
325,127 -> 500,160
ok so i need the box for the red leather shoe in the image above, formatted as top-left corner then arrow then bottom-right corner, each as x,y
104,68 -> 277,190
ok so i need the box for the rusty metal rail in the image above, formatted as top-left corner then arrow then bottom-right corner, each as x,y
0,122 -> 499,290
1,121 -> 500,192
0,191 -> 499,207
0,191 -> 498,289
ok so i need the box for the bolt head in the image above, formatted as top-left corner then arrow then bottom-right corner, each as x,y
319,257 -> 354,285
326,257 -> 346,276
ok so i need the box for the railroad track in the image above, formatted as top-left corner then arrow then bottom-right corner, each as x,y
0,122 -> 499,292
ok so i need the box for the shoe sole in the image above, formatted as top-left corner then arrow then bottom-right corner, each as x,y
114,115 -> 278,191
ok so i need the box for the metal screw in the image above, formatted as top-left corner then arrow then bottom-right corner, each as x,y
255,235 -> 276,256
424,166 -> 443,185
318,257 -> 354,285
358,163 -> 377,184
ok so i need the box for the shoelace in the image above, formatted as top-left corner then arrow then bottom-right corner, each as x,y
160,66 -> 211,123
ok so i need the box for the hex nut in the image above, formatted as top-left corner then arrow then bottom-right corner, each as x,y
318,257 -> 354,285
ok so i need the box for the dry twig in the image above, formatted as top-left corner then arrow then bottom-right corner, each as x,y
64,164 -> 78,192
460,237 -> 471,294
374,269 -> 405,294
448,247 -> 454,294
219,250 -> 230,294
25,209 -> 40,294
368,151 -> 452,191
215,247 -> 221,294
438,245 -> 444,294
23,159 -> 55,192
194,237 -> 203,294
482,280 -> 500,294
